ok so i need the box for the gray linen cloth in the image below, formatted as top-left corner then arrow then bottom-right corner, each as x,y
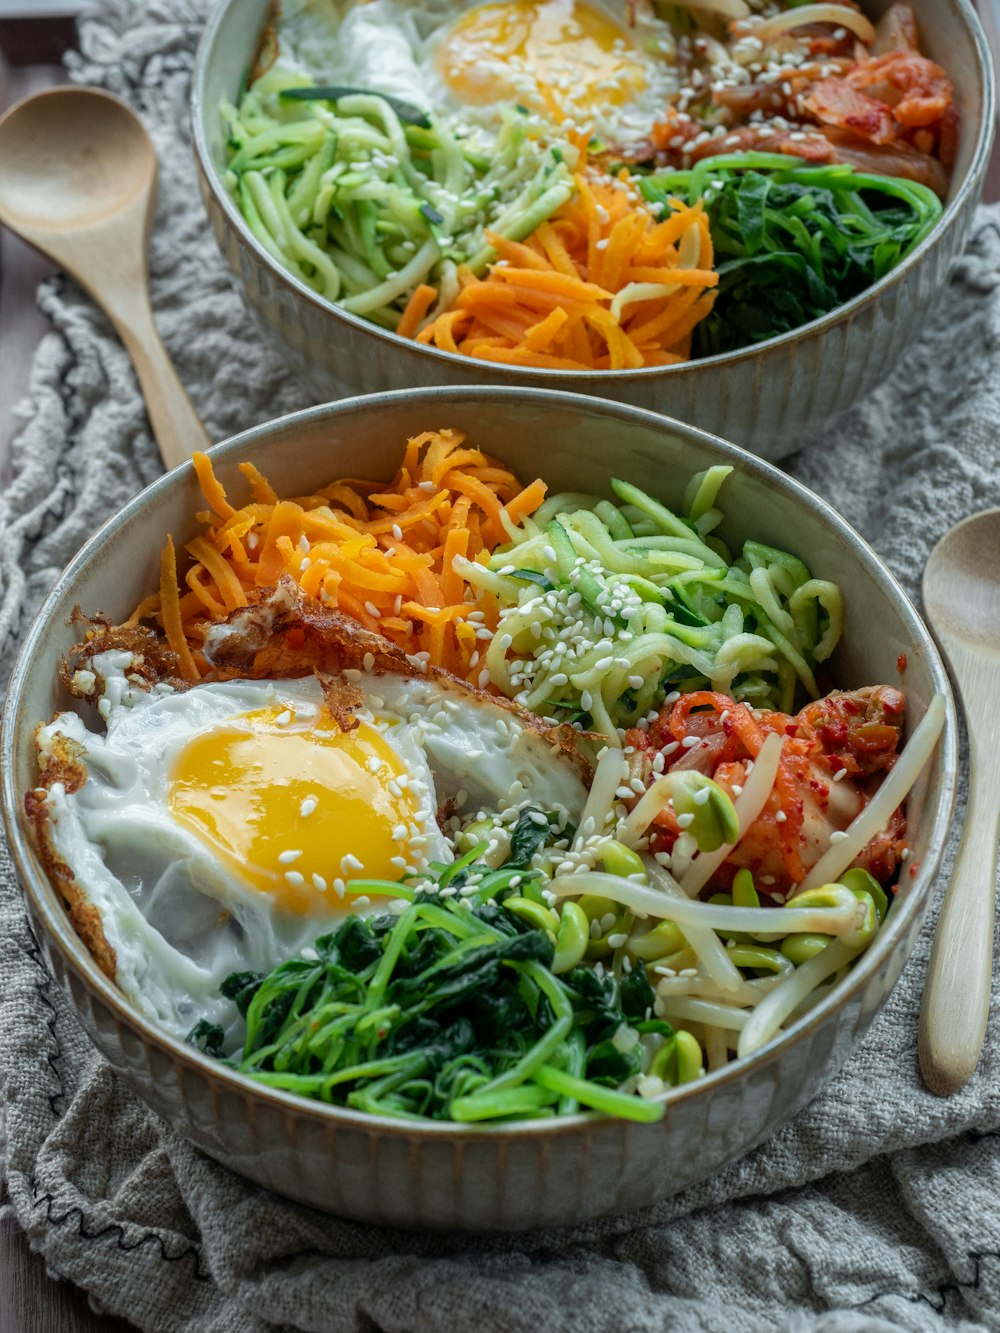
1,2 -> 999,1328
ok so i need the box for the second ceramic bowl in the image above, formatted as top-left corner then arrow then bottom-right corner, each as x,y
191,0 -> 995,460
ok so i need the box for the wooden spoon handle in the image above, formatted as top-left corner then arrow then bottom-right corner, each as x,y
111,301 -> 211,470
918,729 -> 1000,1095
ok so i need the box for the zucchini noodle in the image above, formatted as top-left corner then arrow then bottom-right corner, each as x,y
465,472 -> 841,735
223,70 -> 576,329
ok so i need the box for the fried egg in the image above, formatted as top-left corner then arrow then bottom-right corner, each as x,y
33,653 -> 588,1043
274,0 -> 678,145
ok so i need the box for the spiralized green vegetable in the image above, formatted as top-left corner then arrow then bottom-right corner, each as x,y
458,468 -> 841,733
222,68 -> 576,329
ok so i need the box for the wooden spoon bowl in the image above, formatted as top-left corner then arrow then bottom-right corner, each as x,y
919,509 -> 1000,1094
0,87 -> 208,470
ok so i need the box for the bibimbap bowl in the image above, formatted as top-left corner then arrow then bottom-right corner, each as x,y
191,0 -> 995,461
2,388 -> 957,1229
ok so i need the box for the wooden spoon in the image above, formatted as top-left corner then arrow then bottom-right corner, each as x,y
0,86 -> 209,470
918,510 -> 1000,1095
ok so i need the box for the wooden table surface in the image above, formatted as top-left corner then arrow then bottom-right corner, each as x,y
2,8 -> 1000,1330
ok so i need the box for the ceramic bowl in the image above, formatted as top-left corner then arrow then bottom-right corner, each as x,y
1,388 -> 957,1229
190,0 -> 995,461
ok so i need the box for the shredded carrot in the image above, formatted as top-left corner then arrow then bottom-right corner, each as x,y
395,283 -> 437,340
135,436 -> 547,683
159,536 -> 199,681
411,170 -> 717,369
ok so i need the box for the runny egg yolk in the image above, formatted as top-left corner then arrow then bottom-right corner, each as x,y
168,707 -> 421,914
435,0 -> 647,124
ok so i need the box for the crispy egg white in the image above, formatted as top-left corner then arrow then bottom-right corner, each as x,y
275,0 -> 679,146
35,652 -> 588,1044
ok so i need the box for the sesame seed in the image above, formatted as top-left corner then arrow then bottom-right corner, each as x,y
284,870 -> 305,886
278,849 -> 302,865
312,874 -> 327,892
300,796 -> 319,818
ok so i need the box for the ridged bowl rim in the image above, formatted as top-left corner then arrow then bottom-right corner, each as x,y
0,385 -> 959,1144
189,0 -> 996,384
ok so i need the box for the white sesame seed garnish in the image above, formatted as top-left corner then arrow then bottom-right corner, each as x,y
312,874 -> 327,892
278,849 -> 302,865
284,870 -> 305,886
300,795 -> 318,819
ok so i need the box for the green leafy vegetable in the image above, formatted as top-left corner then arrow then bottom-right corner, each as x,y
187,869 -> 680,1123
639,153 -> 943,356
279,84 -> 432,129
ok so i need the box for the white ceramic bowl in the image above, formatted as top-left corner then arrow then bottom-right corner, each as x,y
1,388 -> 957,1229
191,0 -> 995,460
